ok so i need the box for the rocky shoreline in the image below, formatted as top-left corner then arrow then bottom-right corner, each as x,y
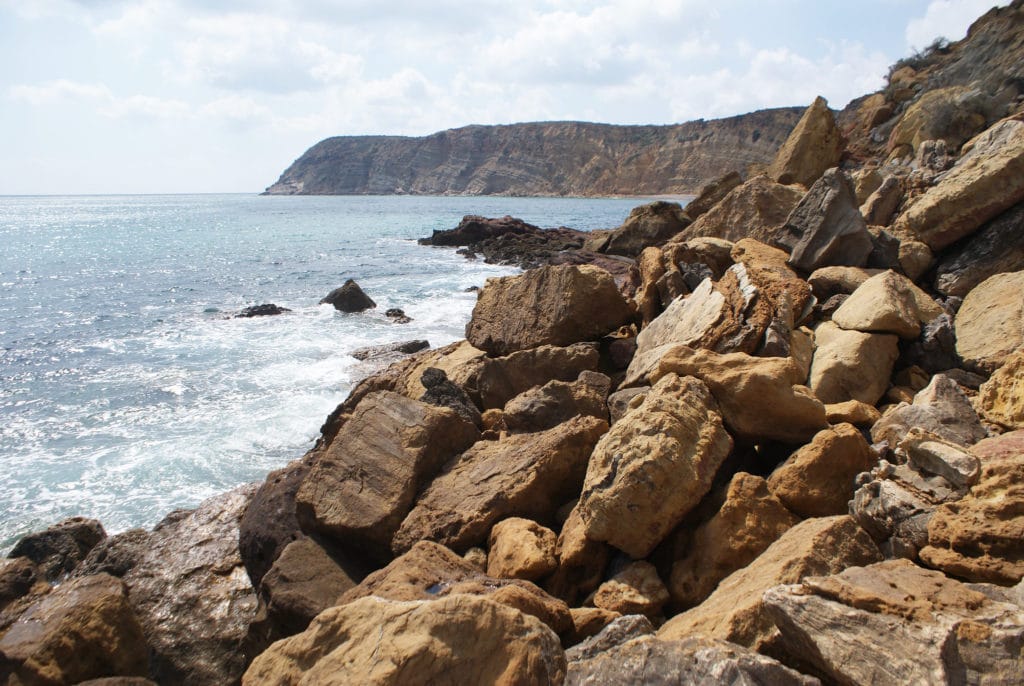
4,3 -> 1024,684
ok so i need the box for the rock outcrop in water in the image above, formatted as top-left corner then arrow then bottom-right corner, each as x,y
5,4 -> 1024,684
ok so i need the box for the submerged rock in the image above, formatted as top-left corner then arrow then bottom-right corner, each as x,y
235,303 -> 291,318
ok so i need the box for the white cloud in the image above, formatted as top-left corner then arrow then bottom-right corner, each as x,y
9,79 -> 111,105
905,0 -> 1008,50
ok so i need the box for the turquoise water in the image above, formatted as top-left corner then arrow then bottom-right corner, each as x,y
0,194 -> 648,550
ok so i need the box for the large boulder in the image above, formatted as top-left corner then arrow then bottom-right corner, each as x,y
955,270 -> 1024,373
766,96 -> 844,188
0,574 -> 148,685
502,371 -> 609,433
871,374 -> 988,448
296,391 -> 479,556
892,117 -> 1024,250
887,86 -> 992,156
8,516 -> 106,582
676,175 -> 805,245
682,171 -> 743,220
392,416 -> 608,555
808,321 -> 899,406
239,457 -> 311,589
487,518 -> 558,582
465,264 -> 633,356
602,201 -> 690,257
831,270 -> 943,339
764,560 -> 1024,684
243,594 -> 566,686
123,484 -> 259,686
934,202 -> 1024,297
545,504 -> 610,606
658,516 -> 881,651
476,343 -> 600,410
579,374 -> 732,559
319,279 -> 376,312
592,562 -> 670,619
776,168 -> 873,273
978,350 -> 1024,430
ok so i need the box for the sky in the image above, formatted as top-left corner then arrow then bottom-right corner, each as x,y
0,0 -> 1009,195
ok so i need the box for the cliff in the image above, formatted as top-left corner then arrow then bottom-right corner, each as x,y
263,110 -> 803,197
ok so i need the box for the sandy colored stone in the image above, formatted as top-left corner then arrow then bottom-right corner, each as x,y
675,175 -> 805,245
566,607 -> 622,645
807,265 -> 881,300
243,594 -> 566,686
888,86 -> 990,156
487,518 -> 558,582
545,503 -> 609,606
767,423 -> 877,518
603,200 -> 689,257
871,374 -> 988,448
658,516 -> 881,650
579,374 -> 732,558
824,399 -> 881,427
809,321 -> 898,406
832,270 -> 943,339
593,562 -> 670,619
898,240 -> 934,282
670,473 -> 799,608
476,343 -> 600,410
502,371 -> 609,433
635,246 -> 667,326
978,351 -> 1024,430
767,96 -> 844,188
683,170 -> 743,220
860,175 -> 903,226
955,270 -> 1024,373
899,428 -> 981,490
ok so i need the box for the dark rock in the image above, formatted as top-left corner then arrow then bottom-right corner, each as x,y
682,171 -> 743,221
607,386 -> 650,425
384,307 -> 412,323
934,201 -> 1024,297
76,679 -> 159,686
476,343 -> 601,410
419,214 -> 541,246
603,335 -> 637,371
420,215 -> 589,270
502,371 -> 611,433
235,303 -> 291,318
8,516 -> 106,581
866,227 -> 902,270
350,339 -> 429,362
566,615 -> 655,662
0,558 -> 39,610
602,201 -> 690,257
898,313 -> 961,374
239,457 -> 312,589
72,529 -> 151,579
319,279 -> 376,312
419,367 -> 482,427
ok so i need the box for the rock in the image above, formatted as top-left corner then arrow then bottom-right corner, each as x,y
72,529 -> 151,580
593,562 -> 670,619
978,350 -> 1024,429
898,240 -> 934,282
338,541 -> 571,634
393,416 -> 608,555
297,391 -> 479,556
767,96 -> 844,188
319,278 -> 376,312
871,374 -> 988,448
0,574 -> 148,686
565,614 -> 655,662
350,339 -> 429,361
901,428 -> 981,491
243,594 -> 566,686
566,635 -> 820,686
849,463 -> 948,560
235,303 -> 291,318
676,175 -> 805,245
955,270 -> 1024,372
806,265 -> 881,300
934,202 -> 1024,297
603,201 -> 690,257
776,168 -> 873,273
919,443 -> 1024,585
565,607 -> 623,645
892,117 -> 1024,250
634,247 -> 667,325
763,559 -> 1024,685
8,516 -> 106,582
419,214 -> 542,247
809,320 -> 899,406
419,367 -> 482,427
476,343 -> 600,410
824,399 -> 881,427
831,270 -> 943,339
487,518 -> 558,582
239,458 -> 311,589
420,214 -> 588,269
860,175 -> 903,226
887,85 -> 991,156
852,166 -> 883,205
767,423 -> 877,518
466,264 -> 633,356
683,171 -> 743,220
0,558 -> 41,611
899,312 -> 961,374
75,679 -> 157,686
606,386 -> 649,425
545,504 -> 610,606
865,225 -> 901,270
670,473 -> 799,608
579,374 -> 732,559
658,515 -> 881,650
123,484 -> 259,686
650,345 -> 827,443
385,307 -> 412,323
502,371 -> 609,433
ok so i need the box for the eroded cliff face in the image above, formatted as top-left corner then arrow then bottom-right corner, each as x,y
264,110 -> 803,197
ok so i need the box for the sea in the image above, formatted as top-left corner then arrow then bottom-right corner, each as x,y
0,193 -> 654,552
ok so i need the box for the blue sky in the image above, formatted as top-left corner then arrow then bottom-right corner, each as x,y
0,0 -> 1007,194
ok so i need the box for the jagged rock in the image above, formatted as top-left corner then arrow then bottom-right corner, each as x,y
566,613 -> 650,658
350,339 -> 429,362
0,573 -> 148,686
337,541 -> 571,634
860,175 -> 903,226
487,518 -> 558,582
476,343 -> 600,410
809,321 -> 898,406
888,85 -> 992,156
243,594 -> 566,686
664,237 -> 736,280
545,504 -> 610,606
871,374 -> 988,448
465,264 -> 633,356
297,391 -> 479,556
0,558 -> 40,612
566,635 -> 820,686
420,215 -> 541,246
593,562 -> 670,619
650,345 -> 828,443
978,350 -> 1024,429
8,516 -> 106,582
658,516 -> 881,650
852,167 -> 883,204
239,458 -> 311,589
603,201 -> 690,257
502,371 -> 609,433
319,279 -> 376,312
579,374 -> 732,559
676,175 -> 805,244
419,367 -> 482,427
683,171 -> 743,220
899,312 -> 961,374
824,399 -> 881,427
123,484 -> 259,686
763,560 -> 1024,685
934,202 -> 1024,297
235,303 -> 291,318
768,423 -> 877,518
919,439 -> 1024,585
893,117 -> 1024,250
75,678 -> 157,686
849,465 -> 945,560
393,416 -> 608,555
72,529 -> 151,580
776,168 -> 873,273
767,96 -> 844,188
670,473 -> 799,608
831,270 -> 943,339
955,270 -> 1024,372
385,307 -> 412,323
806,266 -> 881,300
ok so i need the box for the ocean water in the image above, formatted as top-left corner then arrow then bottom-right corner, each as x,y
0,193 -> 649,551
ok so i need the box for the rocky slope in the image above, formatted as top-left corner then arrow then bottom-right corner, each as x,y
263,111 -> 802,197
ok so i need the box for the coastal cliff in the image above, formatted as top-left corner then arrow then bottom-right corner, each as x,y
263,110 -> 802,197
